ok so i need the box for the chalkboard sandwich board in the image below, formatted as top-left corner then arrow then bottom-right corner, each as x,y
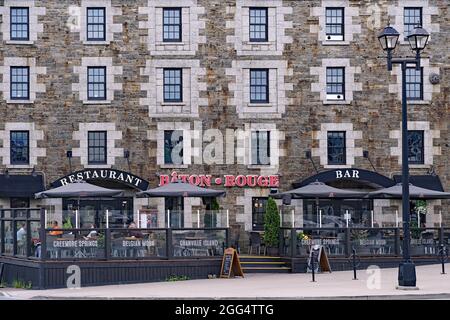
306,245 -> 331,273
220,248 -> 244,278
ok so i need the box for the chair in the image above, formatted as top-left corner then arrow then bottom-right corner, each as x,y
248,232 -> 265,255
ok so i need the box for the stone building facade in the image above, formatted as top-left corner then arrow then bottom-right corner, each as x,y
0,0 -> 448,247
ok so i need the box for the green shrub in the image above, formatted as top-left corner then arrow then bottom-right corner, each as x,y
12,279 -> 32,289
166,275 -> 190,282
263,197 -> 280,247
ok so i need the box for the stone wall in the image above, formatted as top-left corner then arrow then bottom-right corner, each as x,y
0,0 -> 448,232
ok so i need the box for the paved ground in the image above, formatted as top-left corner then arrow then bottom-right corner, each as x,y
1,264 -> 449,300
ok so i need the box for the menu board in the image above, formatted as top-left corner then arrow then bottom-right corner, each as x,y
307,245 -> 331,273
220,248 -> 244,278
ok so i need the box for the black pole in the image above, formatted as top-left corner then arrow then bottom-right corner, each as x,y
440,244 -> 446,275
352,248 -> 357,280
397,61 -> 416,287
311,253 -> 315,282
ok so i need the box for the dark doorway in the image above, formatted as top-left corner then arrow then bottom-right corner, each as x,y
252,197 -> 268,231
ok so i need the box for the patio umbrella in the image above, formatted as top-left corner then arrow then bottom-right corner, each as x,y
273,181 -> 367,228
136,181 -> 225,228
136,181 -> 225,198
35,181 -> 125,228
366,183 -> 450,199
273,181 -> 367,199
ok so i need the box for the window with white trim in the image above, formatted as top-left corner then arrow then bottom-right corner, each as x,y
87,7 -> 106,41
88,131 -> 107,165
10,131 -> 29,165
326,67 -> 345,100
87,67 -> 107,101
404,7 -> 422,38
163,8 -> 182,42
250,69 -> 269,103
251,131 -> 270,165
325,7 -> 344,41
10,66 -> 29,100
163,68 -> 183,103
164,130 -> 184,165
327,131 -> 346,165
249,7 -> 268,42
408,130 -> 424,165
405,67 -> 423,101
10,7 -> 29,41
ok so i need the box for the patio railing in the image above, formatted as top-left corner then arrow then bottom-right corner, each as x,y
0,209 -> 229,261
279,227 -> 450,258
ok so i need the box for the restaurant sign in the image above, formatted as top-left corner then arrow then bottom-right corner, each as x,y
160,172 -> 279,188
51,169 -> 150,191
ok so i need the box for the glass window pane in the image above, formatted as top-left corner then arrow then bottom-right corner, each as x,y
163,68 -> 182,102
87,67 -> 106,100
408,131 -> 424,164
163,8 -> 182,42
87,8 -> 106,41
10,7 -> 29,40
88,131 -> 107,164
327,131 -> 346,165
10,131 -> 29,164
249,8 -> 268,41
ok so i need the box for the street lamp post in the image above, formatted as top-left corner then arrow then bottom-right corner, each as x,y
378,25 -> 430,288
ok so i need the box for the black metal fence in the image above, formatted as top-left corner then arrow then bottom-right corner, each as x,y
280,227 -> 450,258
0,209 -> 229,261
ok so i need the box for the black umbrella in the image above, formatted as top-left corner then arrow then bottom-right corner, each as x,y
366,183 -> 450,199
273,181 -> 367,228
35,181 -> 124,228
136,181 -> 225,198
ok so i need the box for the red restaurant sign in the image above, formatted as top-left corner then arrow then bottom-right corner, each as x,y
159,172 -> 279,188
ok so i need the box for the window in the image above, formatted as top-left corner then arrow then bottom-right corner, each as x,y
325,7 -> 344,41
251,131 -> 270,165
163,68 -> 182,102
404,7 -> 422,37
250,69 -> 269,103
252,197 -> 268,231
10,67 -> 29,100
327,131 -> 346,165
326,67 -> 345,100
163,8 -> 182,42
87,7 -> 106,41
408,130 -> 424,164
87,67 -> 106,100
88,131 -> 107,164
10,131 -> 29,165
406,67 -> 423,100
10,7 -> 29,41
164,130 -> 183,165
249,7 -> 268,42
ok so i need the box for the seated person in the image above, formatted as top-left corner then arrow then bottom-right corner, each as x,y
48,221 -> 63,236
128,222 -> 144,239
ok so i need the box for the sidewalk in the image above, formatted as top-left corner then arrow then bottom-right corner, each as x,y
1,264 -> 449,300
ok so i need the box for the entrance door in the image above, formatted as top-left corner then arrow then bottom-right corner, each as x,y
252,197 -> 268,231
165,197 -> 184,228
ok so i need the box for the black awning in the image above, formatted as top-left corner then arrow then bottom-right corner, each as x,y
393,175 -> 444,192
0,175 -> 45,198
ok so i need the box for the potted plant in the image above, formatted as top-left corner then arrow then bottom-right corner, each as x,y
263,197 -> 280,256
